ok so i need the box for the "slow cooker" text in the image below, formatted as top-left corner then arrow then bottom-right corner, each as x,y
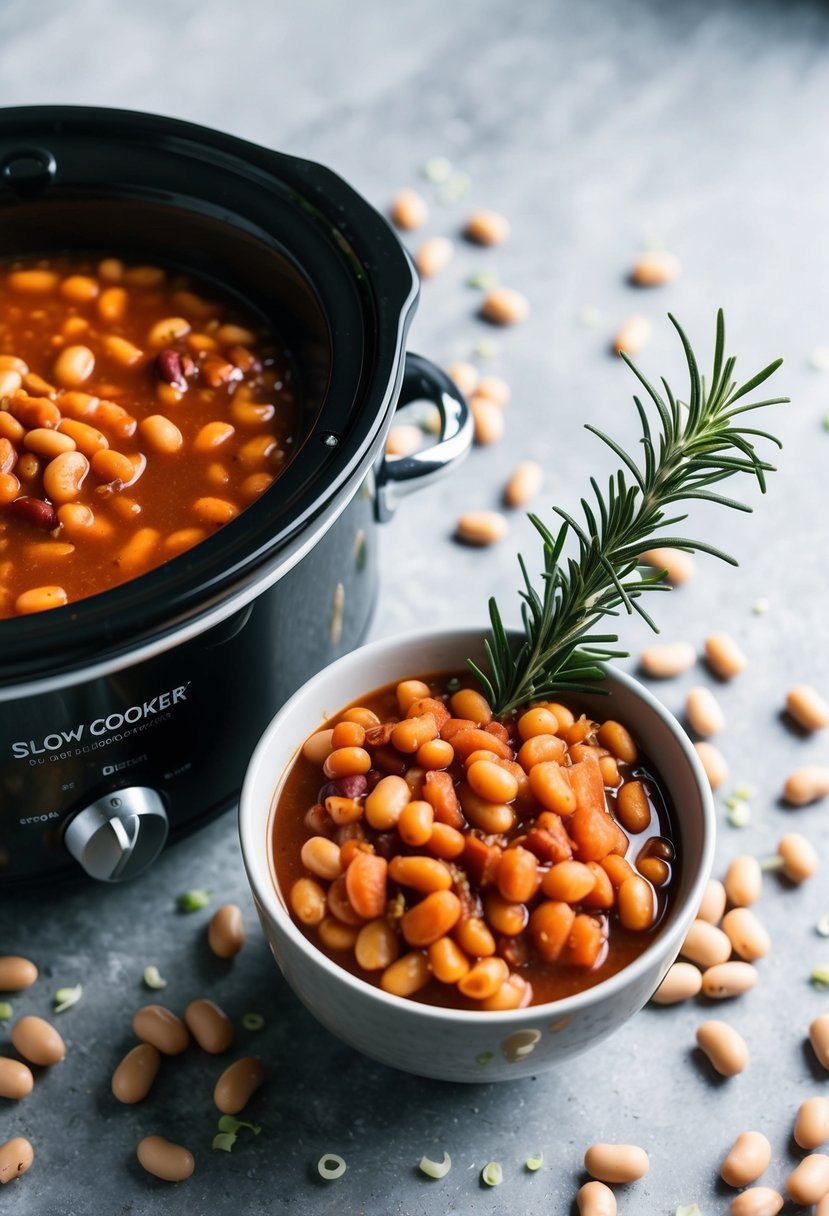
10,685 -> 190,759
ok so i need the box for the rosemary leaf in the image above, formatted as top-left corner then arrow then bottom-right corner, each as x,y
473,312 -> 786,715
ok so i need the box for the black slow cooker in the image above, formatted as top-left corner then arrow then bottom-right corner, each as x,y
0,106 -> 471,887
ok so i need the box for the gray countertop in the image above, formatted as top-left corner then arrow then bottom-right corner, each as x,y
3,0 -> 829,1211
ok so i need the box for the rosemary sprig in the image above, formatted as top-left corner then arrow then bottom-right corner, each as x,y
471,311 -> 787,715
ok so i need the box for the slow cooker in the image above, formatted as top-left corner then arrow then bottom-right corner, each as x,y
0,106 -> 472,887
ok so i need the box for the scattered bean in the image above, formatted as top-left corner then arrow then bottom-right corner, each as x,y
208,904 -> 245,959
694,741 -> 729,790
0,1058 -> 33,1100
480,286 -> 529,326
696,1019 -> 749,1075
184,999 -> 234,1054
136,1135 -> 195,1183
702,961 -> 758,999
464,210 -> 511,246
630,250 -> 681,286
583,1142 -> 649,1183
0,957 -> 37,991
504,460 -> 543,507
651,961 -> 703,1005
721,908 -> 770,961
10,1016 -> 65,1066
447,361 -> 478,397
475,375 -> 511,405
680,919 -> 732,967
111,1043 -> 161,1104
777,832 -> 818,882
386,424 -> 423,456
0,1137 -> 34,1185
214,1056 -> 265,1114
723,855 -> 762,907
786,684 -> 829,731
455,510 -> 508,546
470,395 -> 504,445
783,766 -> 829,806
576,1179 -> 617,1215
721,1130 -> 772,1187
132,1005 -> 189,1055
810,1014 -> 829,1069
639,641 -> 695,678
613,315 -> 651,356
730,1187 -> 783,1216
786,1152 -> 829,1204
697,879 -> 727,924
686,686 -> 725,738
415,237 -> 454,279
705,632 -> 747,680
795,1097 -> 829,1150
390,188 -> 429,231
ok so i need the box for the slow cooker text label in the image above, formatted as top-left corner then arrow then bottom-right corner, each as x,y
10,685 -> 190,759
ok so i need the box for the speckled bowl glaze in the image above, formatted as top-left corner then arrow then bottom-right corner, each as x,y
239,627 -> 715,1082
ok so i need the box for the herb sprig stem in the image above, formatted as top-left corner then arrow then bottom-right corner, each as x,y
471,312 -> 787,715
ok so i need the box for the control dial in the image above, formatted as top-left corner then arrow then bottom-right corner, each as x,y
64,787 -> 169,882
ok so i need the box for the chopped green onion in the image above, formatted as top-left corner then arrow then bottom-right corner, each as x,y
242,1012 -> 265,1031
467,271 -> 499,291
53,985 -> 82,1013
422,156 -> 452,183
212,1132 -> 236,1152
675,1206 -> 702,1216
143,965 -> 167,990
751,598 -> 770,616
218,1115 -> 261,1136
810,347 -> 829,370
0,1002 -> 12,1021
760,855 -> 785,872
317,1153 -> 347,1180
577,305 -> 602,328
727,802 -> 751,829
445,677 -> 461,694
733,783 -> 755,802
812,967 -> 829,990
817,918 -> 829,938
473,339 -> 500,361
437,171 -> 471,205
419,1151 -> 451,1179
475,1050 -> 493,1065
823,414 -> 829,432
525,1152 -> 544,1171
177,889 -> 211,912
481,1162 -> 503,1187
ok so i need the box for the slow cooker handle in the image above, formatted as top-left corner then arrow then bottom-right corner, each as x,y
375,352 -> 473,523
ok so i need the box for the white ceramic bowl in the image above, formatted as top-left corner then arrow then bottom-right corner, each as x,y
239,627 -> 715,1082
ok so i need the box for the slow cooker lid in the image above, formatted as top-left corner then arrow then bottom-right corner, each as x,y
0,107 -> 418,687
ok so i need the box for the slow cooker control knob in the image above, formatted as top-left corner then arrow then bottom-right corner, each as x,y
63,788 -> 169,883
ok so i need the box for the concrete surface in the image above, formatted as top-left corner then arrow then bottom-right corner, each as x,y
2,0 -> 829,1211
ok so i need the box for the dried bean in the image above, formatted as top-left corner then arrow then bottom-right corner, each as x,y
696,1020 -> 749,1075
111,1043 -> 161,1104
11,1016 -> 65,1066
214,1056 -> 265,1114
786,684 -> 829,732
721,1130 -> 771,1187
136,1135 -> 194,1182
0,956 -> 37,991
583,1143 -> 649,1183
0,1137 -> 33,1184
783,766 -> 829,806
650,961 -> 702,1005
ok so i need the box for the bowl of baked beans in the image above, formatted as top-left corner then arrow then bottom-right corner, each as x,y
240,627 -> 715,1082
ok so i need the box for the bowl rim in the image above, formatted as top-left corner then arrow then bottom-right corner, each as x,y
239,624 -> 716,1024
